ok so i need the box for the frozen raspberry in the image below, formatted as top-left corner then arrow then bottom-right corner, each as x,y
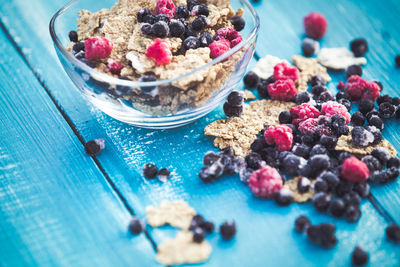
209,39 -> 231,59
298,118 -> 318,134
267,79 -> 297,101
84,36 -> 113,60
145,38 -> 172,65
248,166 -> 283,199
106,59 -> 123,75
337,81 -> 345,90
345,75 -> 368,100
155,0 -> 176,18
214,27 -> 242,47
273,62 -> 299,81
321,101 -> 351,124
290,103 -> 320,126
304,12 -> 328,40
363,81 -> 381,102
264,124 -> 293,152
341,156 -> 369,183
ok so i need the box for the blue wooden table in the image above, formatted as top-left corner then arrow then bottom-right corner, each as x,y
1,0 -> 399,266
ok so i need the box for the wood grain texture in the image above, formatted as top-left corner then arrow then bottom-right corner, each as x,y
0,29 -> 158,266
0,0 -> 400,266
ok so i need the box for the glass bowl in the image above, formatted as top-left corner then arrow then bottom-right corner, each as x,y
50,0 -> 260,129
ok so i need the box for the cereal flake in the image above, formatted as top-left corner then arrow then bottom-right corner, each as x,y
317,47 -> 367,70
283,176 -> 315,203
146,200 -> 196,229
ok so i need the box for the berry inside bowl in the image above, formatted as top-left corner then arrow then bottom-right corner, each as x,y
49,0 -> 260,129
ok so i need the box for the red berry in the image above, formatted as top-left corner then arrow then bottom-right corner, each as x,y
209,39 -> 231,59
248,166 -> 283,199
345,75 -> 368,100
106,59 -> 123,75
145,38 -> 172,65
155,0 -> 176,18
290,103 -> 320,126
267,79 -> 297,101
321,101 -> 351,124
341,156 -> 369,183
304,12 -> 328,40
214,27 -> 242,48
337,81 -> 345,90
363,81 -> 381,102
264,124 -> 293,152
84,36 -> 113,60
298,118 -> 318,135
273,62 -> 299,81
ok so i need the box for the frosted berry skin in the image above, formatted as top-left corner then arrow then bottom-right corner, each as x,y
214,27 -> 243,47
155,0 -> 176,18
248,166 -> 283,199
363,81 -> 381,102
106,59 -> 123,75
145,38 -> 172,65
303,12 -> 327,40
273,62 -> 299,82
84,36 -> 113,60
321,101 -> 351,124
341,156 -> 370,183
264,124 -> 293,152
209,39 -> 231,59
267,79 -> 297,101
345,75 -> 381,101
298,118 -> 319,134
290,103 -> 320,126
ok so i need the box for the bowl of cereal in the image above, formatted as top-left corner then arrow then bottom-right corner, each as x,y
50,0 -> 260,128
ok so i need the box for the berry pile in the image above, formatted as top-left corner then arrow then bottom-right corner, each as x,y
294,216 -> 337,249
189,215 -> 237,242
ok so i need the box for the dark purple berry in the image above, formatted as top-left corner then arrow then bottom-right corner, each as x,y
351,112 -> 365,126
350,38 -> 368,57
395,55 -> 400,67
220,221 -> 236,240
223,102 -> 243,117
297,177 -> 311,193
346,64 -> 362,78
351,246 -> 369,266
176,5 -> 189,18
191,4 -> 209,16
274,188 -> 293,206
192,227 -> 205,243
227,91 -> 244,106
312,192 -> 331,212
371,147 -> 390,165
199,32 -> 213,47
137,8 -> 150,23
353,182 -> 370,198
302,38 -> 319,57
169,19 -> 185,37
152,21 -> 169,37
128,217 -> 145,234
345,205 -> 361,222
157,168 -> 171,182
310,75 -> 326,87
387,157 -> 400,169
358,99 -> 374,115
191,15 -> 208,31
183,36 -> 200,50
143,163 -> 158,179
84,138 -> 105,156
244,72 -> 260,89
68,30 -> 78,42
379,102 -> 395,118
386,224 -> 400,243
295,215 -> 311,233
295,92 -> 311,104
329,199 -> 346,217
230,16 -> 245,31
257,77 -> 274,98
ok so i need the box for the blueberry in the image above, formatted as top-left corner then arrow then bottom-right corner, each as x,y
319,171 -> 340,191
338,98 -> 351,111
257,77 -> 274,98
128,217 -> 145,234
187,0 -> 200,11
169,19 -> 185,37
318,91 -> 334,102
351,126 -> 374,147
141,23 -> 153,35
371,147 -> 390,165
301,38 -> 319,57
392,97 -> 400,106
310,75 -> 326,87
260,147 -> 279,167
192,15 -> 208,31
297,177 -> 311,193
312,192 -> 331,212
365,126 -> 382,145
345,205 -> 361,222
314,178 -> 329,193
220,221 -> 236,240
361,155 -> 382,172
396,55 -> 400,68
239,167 -> 254,184
72,42 -> 85,54
306,224 -> 337,248
68,30 -> 78,42
139,75 -> 157,93
368,115 -> 383,130
137,8 -> 150,23
74,50 -> 85,60
311,85 -> 327,96
244,71 -> 260,89
346,64 -> 362,78
278,111 -> 292,124
227,91 -> 244,106
191,4 -> 209,16
343,192 -> 361,207
192,227 -> 205,243
395,108 -> 400,119
387,167 -> 400,181
295,215 -> 311,233
282,153 -> 306,176
292,144 -> 310,158
157,168 -> 171,182
201,221 -> 215,234
155,14 -> 170,23
329,199 -> 346,217
203,151 -> 219,166
250,136 -> 267,152
350,38 -> 368,57
351,246 -> 369,266
377,94 -> 392,106
274,188 -> 293,206
143,14 -> 156,24
223,102 -> 243,117
143,163 -> 158,179
199,160 -> 224,183
336,180 -> 353,197
245,152 -> 262,169
84,139 -> 106,156
295,92 -> 311,104
184,26 -> 198,38
351,112 -> 365,126
176,5 -> 189,18
183,36 -> 200,50
152,21 -> 169,37
379,102 -> 395,118
353,182 -> 370,198
302,132 -> 319,146
336,91 -> 351,101
199,32 -> 213,47
338,151 -> 352,164
387,157 -> 400,169
230,15 -> 245,31
358,98 -> 374,115
386,224 -> 400,243
309,154 -> 330,172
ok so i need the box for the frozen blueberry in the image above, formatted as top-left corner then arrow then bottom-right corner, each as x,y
352,246 -> 369,266
371,147 -> 390,165
343,192 -> 361,207
223,102 -> 243,117
155,14 -> 170,23
152,21 -> 169,37
302,132 -> 320,146
312,192 -> 331,212
351,112 -> 365,126
365,126 -> 382,145
307,224 -> 337,248
192,227 -> 205,243
379,102 -> 395,118
351,126 -> 374,147
183,36 -> 200,50
201,221 -> 215,234
191,4 -> 209,16
184,25 -> 198,38
314,178 -> 329,193
169,19 -> 185,37
336,180 -> 353,197
392,97 -> 400,106
239,167 -> 254,184
203,151 -> 220,166
199,32 -> 213,47
310,75 -> 326,87
199,161 -> 224,183
68,30 -> 78,42
358,99 -> 374,115
311,85 -> 327,96
279,111 -> 292,124
244,72 -> 260,89
72,42 -> 85,54
176,5 -> 189,18
386,224 -> 400,243
292,144 -> 310,158
84,138 -> 105,156
143,14 -> 156,24
143,163 -> 158,179
257,77 -> 274,98
395,55 -> 400,67
230,15 -> 245,31
353,182 -> 370,198
301,38 -> 319,57
250,136 -> 267,152
368,115 -> 383,130
295,215 -> 311,233
295,92 -> 311,104
128,217 -> 145,234
361,155 -> 382,172
346,64 -> 362,78
227,91 -> 244,106
297,177 -> 311,193
345,205 -> 361,222
387,167 -> 400,181
387,157 -> 400,169
157,168 -> 171,182
338,98 -> 351,112
377,94 -> 392,106
245,152 -> 262,169
329,199 -> 346,217
319,171 -> 340,191
318,91 -> 334,102
336,91 -> 351,101
309,154 -> 330,172
309,144 -> 326,156
192,15 -> 208,31
137,8 -> 150,23
220,221 -> 236,240
350,38 -> 368,57
282,153 -> 306,176
187,0 -> 200,11
274,188 -> 293,206
141,23 -> 153,35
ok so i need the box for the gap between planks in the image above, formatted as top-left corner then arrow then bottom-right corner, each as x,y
0,21 -> 158,252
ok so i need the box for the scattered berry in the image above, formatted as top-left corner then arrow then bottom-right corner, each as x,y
192,227 -> 205,243
267,79 -> 297,101
157,168 -> 171,182
223,102 -> 243,117
106,59 -> 123,75
273,62 -> 299,81
145,38 -> 172,65
274,188 -> 293,206
143,163 -> 158,179
310,75 -> 326,87
306,223 -> 337,249
155,0 -> 176,18
346,64 -> 362,78
358,98 -> 374,115
386,224 -> 400,243
257,76 -> 274,98
248,166 -> 283,198
68,30 -> 78,42
84,36 -> 113,60
230,16 -> 245,31
366,126 -> 382,145
187,0 -> 199,11
141,23 -> 153,35
192,15 -> 208,31
350,38 -> 368,57
169,19 -> 185,37
295,215 -> 311,233
264,124 -> 293,152
341,156 -> 369,183
312,192 -> 331,212
128,217 -> 145,234
368,115 -> 383,130
351,246 -> 369,266
227,91 -> 244,106
353,182 -> 370,198
351,126 -> 374,147
244,72 -> 260,89
321,101 -> 351,124
220,221 -> 236,240
84,139 -> 105,156
209,39 -> 231,59
301,38 -> 319,57
290,103 -> 320,126
304,12 -> 328,40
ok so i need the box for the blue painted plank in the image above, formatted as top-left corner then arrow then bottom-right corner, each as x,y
0,28 -> 158,266
0,0 -> 399,266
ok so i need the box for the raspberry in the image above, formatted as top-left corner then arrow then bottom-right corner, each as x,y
340,156 -> 369,183
337,81 -> 345,90
273,62 -> 299,81
84,36 -> 113,60
106,59 -> 123,75
248,166 -> 283,198
145,38 -> 172,65
290,103 -> 320,126
344,75 -> 368,100
264,124 -> 293,152
321,101 -> 351,124
155,0 -> 176,18
214,27 -> 242,47
304,12 -> 328,40
209,39 -> 230,59
363,81 -> 381,102
298,118 -> 318,134
267,79 -> 297,101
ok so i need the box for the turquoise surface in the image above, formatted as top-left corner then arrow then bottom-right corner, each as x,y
0,0 -> 399,266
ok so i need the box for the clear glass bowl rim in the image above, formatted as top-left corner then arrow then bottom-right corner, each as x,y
49,0 -> 260,88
